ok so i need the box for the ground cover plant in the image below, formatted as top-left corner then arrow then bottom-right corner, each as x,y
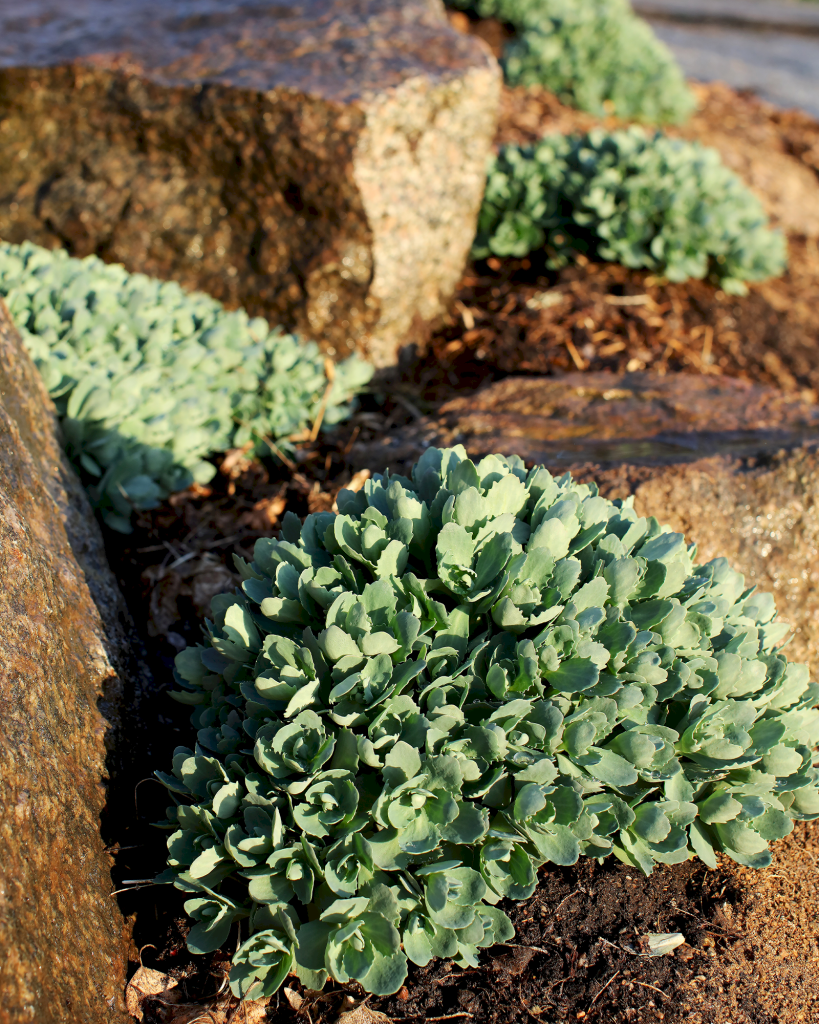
0,241 -> 372,531
447,0 -> 694,123
475,127 -> 788,293
155,444 -> 819,1002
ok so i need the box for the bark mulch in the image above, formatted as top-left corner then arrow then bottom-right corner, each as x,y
416,71 -> 819,405
419,236 -> 819,403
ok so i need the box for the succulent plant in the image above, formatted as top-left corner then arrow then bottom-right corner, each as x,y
446,0 -> 694,124
475,127 -> 787,293
158,446 -> 819,998
0,241 -> 372,530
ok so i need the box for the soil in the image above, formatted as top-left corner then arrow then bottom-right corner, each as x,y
107,58 -> 819,1024
370,821 -> 819,1024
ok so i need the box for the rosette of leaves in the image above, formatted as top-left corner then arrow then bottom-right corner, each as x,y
474,127 -> 787,293
157,445 -> 819,999
0,241 -> 372,531
446,0 -> 694,123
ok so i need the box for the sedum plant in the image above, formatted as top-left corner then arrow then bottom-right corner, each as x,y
447,0 -> 694,123
156,446 -> 819,1000
475,127 -> 787,293
0,241 -> 372,531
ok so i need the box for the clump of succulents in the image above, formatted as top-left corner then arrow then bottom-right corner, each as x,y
0,241 -> 372,531
447,0 -> 695,123
475,127 -> 787,293
157,446 -> 819,1000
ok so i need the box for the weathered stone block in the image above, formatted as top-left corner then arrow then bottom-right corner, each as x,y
0,0 -> 500,368
0,300 -> 142,1024
352,371 -> 819,666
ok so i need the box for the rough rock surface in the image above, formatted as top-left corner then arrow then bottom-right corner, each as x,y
353,371 -> 819,666
0,0 -> 500,368
591,449 -> 819,672
0,300 -> 140,1024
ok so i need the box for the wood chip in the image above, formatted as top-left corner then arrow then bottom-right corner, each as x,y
454,299 -> 476,330
605,294 -> 651,306
346,468 -> 371,492
526,290 -> 565,310
125,967 -> 180,1021
645,932 -> 686,957
236,997 -> 272,1023
335,1004 -> 392,1024
564,337 -> 587,370
284,987 -> 304,1012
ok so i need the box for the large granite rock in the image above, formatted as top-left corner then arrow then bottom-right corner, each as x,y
593,448 -> 819,671
354,371 -> 819,666
0,0 -> 500,368
0,301 -> 141,1024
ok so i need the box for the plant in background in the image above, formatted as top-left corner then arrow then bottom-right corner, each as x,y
475,127 -> 787,293
0,242 -> 372,531
156,445 -> 819,1000
447,0 -> 695,123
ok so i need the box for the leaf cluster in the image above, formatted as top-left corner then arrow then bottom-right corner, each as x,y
475,127 -> 787,293
447,0 -> 694,123
157,445 -> 819,1000
0,242 -> 372,531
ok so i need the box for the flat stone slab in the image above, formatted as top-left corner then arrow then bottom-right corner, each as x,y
352,371 -> 819,666
436,371 -> 819,463
356,371 -> 819,469
0,299 -> 146,1023
634,0 -> 819,34
0,0 -> 500,367
633,0 -> 819,118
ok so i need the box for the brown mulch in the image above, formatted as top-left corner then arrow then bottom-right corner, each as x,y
416,64 -> 819,403
111,447 -> 347,663
420,235 -> 819,402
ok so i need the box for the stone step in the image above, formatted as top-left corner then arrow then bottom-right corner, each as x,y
647,17 -> 819,118
0,0 -> 500,368
434,371 -> 819,467
355,372 -> 819,471
633,0 -> 819,35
